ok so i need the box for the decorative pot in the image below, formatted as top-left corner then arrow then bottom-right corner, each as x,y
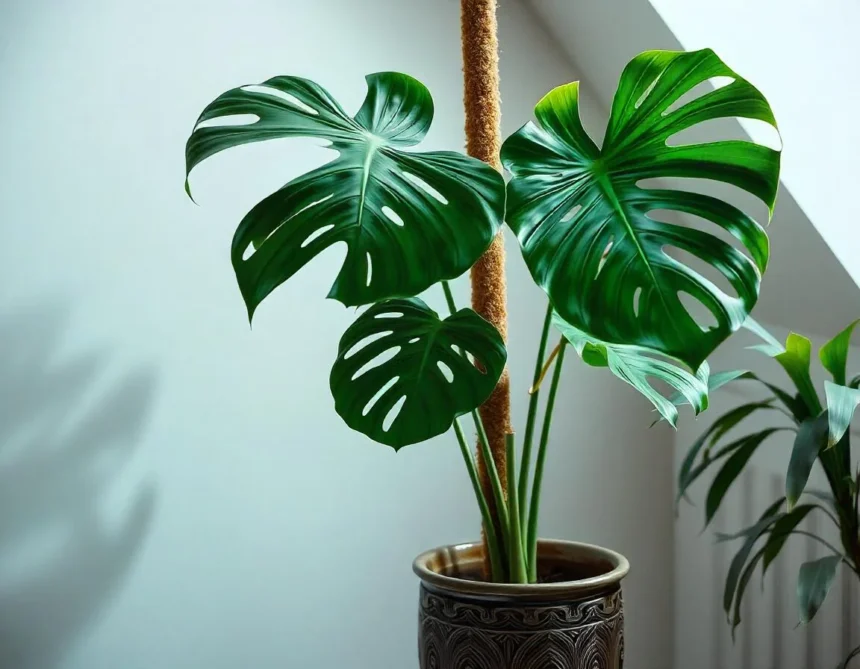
413,539 -> 629,669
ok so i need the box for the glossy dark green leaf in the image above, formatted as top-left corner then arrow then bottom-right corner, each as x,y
786,412 -> 829,508
720,499 -> 784,624
824,380 -> 860,448
761,504 -> 816,577
775,333 -> 822,415
677,402 -> 778,503
185,73 -> 505,318
501,49 -> 780,370
797,555 -> 841,624
706,429 -> 784,525
820,319 -> 860,386
553,312 -> 707,426
731,545 -> 767,635
329,298 -> 506,449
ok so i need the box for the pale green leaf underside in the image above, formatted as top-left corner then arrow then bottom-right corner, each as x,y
824,380 -> 860,447
502,49 -> 780,370
329,297 -> 506,449
552,312 -> 707,426
185,72 -> 505,318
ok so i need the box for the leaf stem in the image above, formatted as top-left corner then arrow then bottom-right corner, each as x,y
526,337 -> 567,582
506,433 -> 528,583
518,303 -> 554,534
442,281 -> 510,555
531,341 -> 562,394
453,418 -> 505,581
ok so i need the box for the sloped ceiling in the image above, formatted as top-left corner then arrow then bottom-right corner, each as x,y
520,0 -> 860,341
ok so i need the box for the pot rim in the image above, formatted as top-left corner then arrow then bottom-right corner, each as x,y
412,538 -> 630,599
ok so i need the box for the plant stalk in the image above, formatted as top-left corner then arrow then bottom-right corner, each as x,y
518,302 -> 554,530
453,418 -> 505,581
506,433 -> 528,583
526,338 -> 567,582
442,281 -> 511,551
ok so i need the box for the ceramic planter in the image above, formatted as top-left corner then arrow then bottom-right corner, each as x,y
413,539 -> 629,669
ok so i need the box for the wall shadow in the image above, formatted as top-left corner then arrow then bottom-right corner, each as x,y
0,303 -> 157,669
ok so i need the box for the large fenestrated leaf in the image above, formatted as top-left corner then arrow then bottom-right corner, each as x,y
501,49 -> 780,370
185,73 -> 505,318
552,312 -> 707,426
329,298 -> 506,449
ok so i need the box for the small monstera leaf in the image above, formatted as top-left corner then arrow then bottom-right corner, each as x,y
186,73 -> 505,318
502,49 -> 781,370
330,298 -> 506,449
553,312 -> 707,426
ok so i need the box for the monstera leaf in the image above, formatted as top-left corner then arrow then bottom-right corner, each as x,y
186,73 -> 505,318
502,49 -> 781,370
330,298 -> 506,448
553,312 -> 707,426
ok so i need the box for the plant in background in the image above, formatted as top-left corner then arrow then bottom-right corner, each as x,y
185,49 -> 780,584
678,318 -> 860,669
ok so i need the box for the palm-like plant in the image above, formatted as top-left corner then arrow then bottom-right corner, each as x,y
679,318 -> 860,668
185,49 -> 780,584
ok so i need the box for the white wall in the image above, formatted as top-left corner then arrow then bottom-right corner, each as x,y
674,321 -> 860,669
648,0 -> 860,295
0,1 -> 675,668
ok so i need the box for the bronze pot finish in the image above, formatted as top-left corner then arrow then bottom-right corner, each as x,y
413,540 -> 630,669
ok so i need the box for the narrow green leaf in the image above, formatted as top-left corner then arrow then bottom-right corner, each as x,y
797,555 -> 841,625
850,374 -> 860,390
711,370 -> 808,423
721,499 -> 784,619
329,298 -> 506,448
775,333 -> 822,414
502,49 -> 780,371
706,429 -> 784,525
742,316 -> 785,356
824,380 -> 860,448
786,413 -> 829,508
553,313 -> 707,427
820,319 -> 860,386
731,545 -> 767,636
716,497 -> 785,543
761,504 -> 816,577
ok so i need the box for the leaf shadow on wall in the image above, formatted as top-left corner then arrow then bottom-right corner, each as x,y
0,303 -> 158,669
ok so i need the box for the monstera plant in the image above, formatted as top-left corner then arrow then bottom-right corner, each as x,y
185,48 -> 780,584
679,318 -> 860,669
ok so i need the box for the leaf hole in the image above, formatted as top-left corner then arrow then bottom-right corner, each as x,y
196,114 -> 260,129
666,117 -> 781,151
383,395 -> 407,432
634,74 -> 663,109
382,205 -> 405,227
633,287 -> 642,318
366,252 -> 373,287
241,85 -> 319,115
351,346 -> 401,380
374,311 -> 404,319
362,376 -> 399,417
637,177 -> 770,226
561,204 -> 582,223
595,239 -> 613,278
662,77 -> 735,116
677,291 -> 720,332
408,337 -> 420,344
300,224 -> 335,249
437,361 -> 455,383
664,245 -> 739,299
403,173 -> 449,205
344,331 -> 393,359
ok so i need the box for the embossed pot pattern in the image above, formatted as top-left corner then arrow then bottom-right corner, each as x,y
413,540 -> 629,669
